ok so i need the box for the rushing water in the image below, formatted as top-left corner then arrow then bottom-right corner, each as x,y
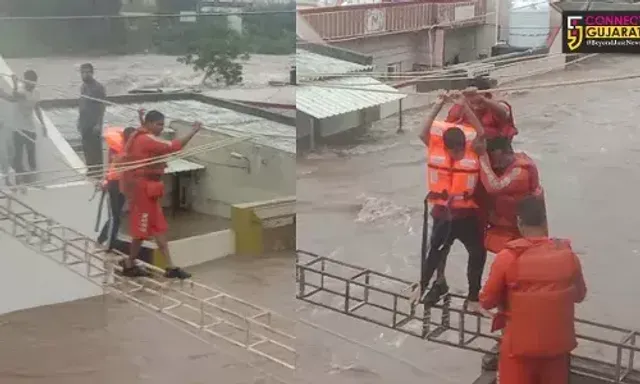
5,54 -> 295,151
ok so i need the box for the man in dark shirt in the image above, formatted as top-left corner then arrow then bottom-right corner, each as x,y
77,63 -> 106,175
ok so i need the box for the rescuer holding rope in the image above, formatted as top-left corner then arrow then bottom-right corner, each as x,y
414,90 -> 488,313
480,137 -> 546,253
480,195 -> 586,384
445,78 -> 518,142
120,110 -> 201,278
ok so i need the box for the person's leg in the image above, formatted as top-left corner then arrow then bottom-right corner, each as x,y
12,131 -> 25,185
85,132 -> 104,177
538,354 -> 570,384
98,181 -> 123,247
123,188 -> 152,277
149,201 -> 191,279
434,245 -> 451,283
108,187 -> 126,248
497,353 -> 534,384
456,215 -> 488,307
420,216 -> 455,304
23,131 -> 37,185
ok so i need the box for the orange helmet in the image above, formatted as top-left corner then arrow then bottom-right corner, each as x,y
103,126 -> 125,153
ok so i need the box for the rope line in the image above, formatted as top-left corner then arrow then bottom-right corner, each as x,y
298,52 -> 573,80
298,53 -> 582,87
0,75 -> 294,140
0,135 -> 250,191
300,55 -> 619,97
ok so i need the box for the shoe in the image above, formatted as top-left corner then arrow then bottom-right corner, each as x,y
164,267 -> 191,280
482,343 -> 500,371
424,281 -> 450,305
121,265 -> 152,278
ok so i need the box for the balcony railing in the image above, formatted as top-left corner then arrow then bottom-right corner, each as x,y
299,0 -> 487,41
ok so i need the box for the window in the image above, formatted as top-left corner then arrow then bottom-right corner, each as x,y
386,62 -> 401,80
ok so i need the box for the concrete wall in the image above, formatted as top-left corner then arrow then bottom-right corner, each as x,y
165,230 -> 235,267
0,184 -> 109,315
296,106 -> 381,144
170,120 -> 295,219
444,26 -> 481,64
332,25 -> 494,72
333,31 -> 429,72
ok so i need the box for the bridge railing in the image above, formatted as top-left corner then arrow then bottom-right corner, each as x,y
298,0 -> 487,42
296,250 -> 640,383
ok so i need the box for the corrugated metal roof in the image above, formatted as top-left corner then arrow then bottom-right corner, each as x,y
297,49 -> 372,81
296,77 -> 407,119
165,158 -> 205,174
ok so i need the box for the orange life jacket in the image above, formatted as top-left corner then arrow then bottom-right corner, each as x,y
427,121 -> 480,209
102,127 -> 126,183
447,100 -> 518,140
503,238 -> 579,357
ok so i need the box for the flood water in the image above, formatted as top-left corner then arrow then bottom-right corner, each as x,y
5,54 -> 295,151
4,53 -> 640,384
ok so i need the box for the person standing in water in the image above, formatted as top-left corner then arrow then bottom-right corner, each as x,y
77,63 -> 107,175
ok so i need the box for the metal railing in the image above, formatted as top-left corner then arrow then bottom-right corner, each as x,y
0,190 -> 296,371
296,250 -> 640,383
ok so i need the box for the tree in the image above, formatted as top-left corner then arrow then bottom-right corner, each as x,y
177,21 -> 250,86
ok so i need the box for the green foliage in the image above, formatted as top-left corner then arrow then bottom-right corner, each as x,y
176,21 -> 250,86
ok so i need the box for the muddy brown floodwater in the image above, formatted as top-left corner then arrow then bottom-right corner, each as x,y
0,253 -> 296,384
5,54 -> 640,384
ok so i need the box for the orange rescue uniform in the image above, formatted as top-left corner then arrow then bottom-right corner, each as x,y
446,99 -> 518,140
480,237 -> 587,384
121,128 -> 182,239
479,152 -> 545,253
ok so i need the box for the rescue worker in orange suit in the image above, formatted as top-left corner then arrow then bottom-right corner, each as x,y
97,126 -> 136,249
480,137 -> 545,254
478,136 -> 546,371
445,78 -> 518,142
414,90 -> 488,313
121,110 -> 201,279
480,195 -> 587,384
